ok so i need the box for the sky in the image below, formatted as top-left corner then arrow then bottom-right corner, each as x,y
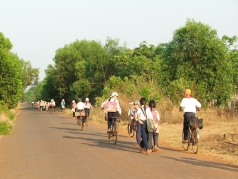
0,0 -> 238,80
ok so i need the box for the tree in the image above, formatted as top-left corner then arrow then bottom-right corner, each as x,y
162,19 -> 232,106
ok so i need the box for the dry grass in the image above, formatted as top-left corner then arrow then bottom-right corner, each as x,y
160,122 -> 238,165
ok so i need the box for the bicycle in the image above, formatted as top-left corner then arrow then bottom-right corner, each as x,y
108,116 -> 120,144
182,127 -> 199,154
49,106 -> 54,114
127,119 -> 138,137
182,117 -> 203,154
84,108 -> 90,127
76,110 -> 86,131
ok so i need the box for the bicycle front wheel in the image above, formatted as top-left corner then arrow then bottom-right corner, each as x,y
182,131 -> 189,151
192,130 -> 198,154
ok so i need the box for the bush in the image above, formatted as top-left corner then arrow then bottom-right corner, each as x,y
0,101 -> 15,120
0,121 -> 13,135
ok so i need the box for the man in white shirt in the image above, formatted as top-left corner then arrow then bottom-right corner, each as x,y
180,89 -> 201,142
76,98 -> 85,110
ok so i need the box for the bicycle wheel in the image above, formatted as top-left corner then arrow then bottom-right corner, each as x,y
182,131 -> 189,151
113,123 -> 118,144
108,132 -> 111,142
80,116 -> 84,131
192,129 -> 198,154
127,123 -> 131,136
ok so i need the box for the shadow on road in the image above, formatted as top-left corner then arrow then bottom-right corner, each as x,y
161,156 -> 238,173
62,131 -> 139,153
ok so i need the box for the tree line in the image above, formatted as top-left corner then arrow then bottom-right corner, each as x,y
25,19 -> 238,108
0,32 -> 39,108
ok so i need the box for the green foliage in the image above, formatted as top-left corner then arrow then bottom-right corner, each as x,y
139,87 -> 150,101
0,101 -> 15,120
30,21 -> 237,108
162,19 -> 232,106
0,32 -> 39,108
0,121 -> 13,135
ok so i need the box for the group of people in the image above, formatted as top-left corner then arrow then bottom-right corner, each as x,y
128,98 -> 160,155
71,97 -> 93,125
101,91 -> 160,155
101,89 -> 201,156
34,99 -> 56,112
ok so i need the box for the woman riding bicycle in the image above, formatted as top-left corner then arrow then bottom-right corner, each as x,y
101,92 -> 121,132
180,89 -> 201,143
84,98 -> 93,122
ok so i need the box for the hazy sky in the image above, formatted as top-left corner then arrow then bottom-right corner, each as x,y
0,0 -> 238,80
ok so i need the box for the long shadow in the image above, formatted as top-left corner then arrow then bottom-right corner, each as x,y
49,127 -> 79,131
63,135 -> 139,153
161,156 -> 238,172
160,146 -> 184,153
62,123 -> 77,125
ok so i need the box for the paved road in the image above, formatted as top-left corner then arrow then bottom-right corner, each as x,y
0,104 -> 238,179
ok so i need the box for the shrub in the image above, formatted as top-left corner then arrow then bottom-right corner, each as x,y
0,121 -> 13,135
0,101 -> 15,121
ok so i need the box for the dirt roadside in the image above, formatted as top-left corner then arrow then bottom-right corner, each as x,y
90,119 -> 238,166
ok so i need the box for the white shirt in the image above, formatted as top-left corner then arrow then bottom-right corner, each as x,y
76,102 -> 85,110
137,106 -> 153,121
180,97 -> 201,113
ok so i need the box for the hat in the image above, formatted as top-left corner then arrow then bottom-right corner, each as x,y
184,89 -> 191,96
72,100 -> 75,103
111,92 -> 118,97
133,100 -> 140,105
129,102 -> 134,105
85,98 -> 89,102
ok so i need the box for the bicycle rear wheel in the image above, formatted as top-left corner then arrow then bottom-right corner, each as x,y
182,131 -> 189,151
80,116 -> 84,131
192,130 -> 198,154
127,123 -> 131,136
113,123 -> 118,144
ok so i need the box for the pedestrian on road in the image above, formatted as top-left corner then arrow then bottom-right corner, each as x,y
148,100 -> 160,152
137,98 -> 153,155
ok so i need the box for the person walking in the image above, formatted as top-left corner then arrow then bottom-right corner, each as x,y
137,98 -> 153,155
148,100 -> 160,152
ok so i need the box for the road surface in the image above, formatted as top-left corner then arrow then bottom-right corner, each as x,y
0,104 -> 237,179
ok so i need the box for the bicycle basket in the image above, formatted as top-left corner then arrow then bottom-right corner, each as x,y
198,118 -> 203,129
189,117 -> 199,128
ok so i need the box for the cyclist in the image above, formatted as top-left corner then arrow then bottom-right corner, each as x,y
101,92 -> 121,132
50,99 -> 55,112
72,100 -> 76,119
132,100 -> 141,144
128,102 -> 135,137
40,100 -> 44,113
76,98 -> 86,124
180,89 -> 201,143
84,98 -> 93,122
61,99 -> 66,112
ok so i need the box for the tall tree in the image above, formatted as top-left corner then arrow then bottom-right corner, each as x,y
162,19 -> 232,106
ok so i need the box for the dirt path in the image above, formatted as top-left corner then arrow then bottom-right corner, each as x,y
0,104 -> 237,179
